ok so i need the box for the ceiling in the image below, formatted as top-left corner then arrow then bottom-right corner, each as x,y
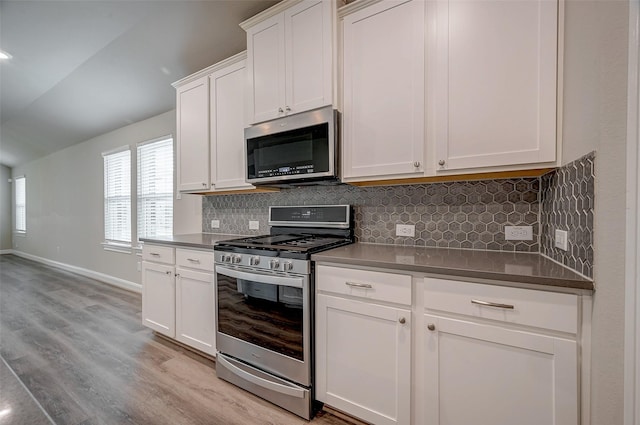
0,0 -> 278,168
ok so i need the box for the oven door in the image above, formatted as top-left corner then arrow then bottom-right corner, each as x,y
215,264 -> 310,386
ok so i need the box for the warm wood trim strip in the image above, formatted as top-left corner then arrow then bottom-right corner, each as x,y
346,168 -> 555,187
189,187 -> 279,196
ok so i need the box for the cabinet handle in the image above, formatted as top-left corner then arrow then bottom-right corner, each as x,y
413,161 -> 421,168
471,299 -> 514,309
399,317 -> 406,324
438,160 -> 446,166
345,281 -> 373,289
187,258 -> 200,264
285,106 -> 291,113
202,182 -> 207,187
427,323 -> 436,331
165,270 -> 172,275
150,252 -> 160,257
278,107 -> 284,114
175,273 -> 180,278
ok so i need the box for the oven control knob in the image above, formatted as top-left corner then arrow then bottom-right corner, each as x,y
221,254 -> 231,263
282,261 -> 293,272
250,256 -> 260,266
232,255 -> 242,264
269,259 -> 280,270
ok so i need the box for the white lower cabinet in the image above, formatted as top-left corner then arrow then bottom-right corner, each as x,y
316,265 -> 412,425
175,268 -> 216,356
141,261 -> 176,337
316,294 -> 411,425
316,265 -> 587,425
421,277 -> 580,425
142,244 -> 215,356
422,315 -> 578,425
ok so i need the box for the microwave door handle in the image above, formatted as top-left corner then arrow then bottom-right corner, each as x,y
215,265 -> 304,289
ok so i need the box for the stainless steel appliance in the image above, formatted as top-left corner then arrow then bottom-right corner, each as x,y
245,106 -> 339,186
214,205 -> 353,419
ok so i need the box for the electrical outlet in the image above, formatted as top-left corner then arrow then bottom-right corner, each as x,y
211,219 -> 220,229
555,229 -> 568,251
505,226 -> 533,241
396,224 -> 415,237
249,220 -> 260,230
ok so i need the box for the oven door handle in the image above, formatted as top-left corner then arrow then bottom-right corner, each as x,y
216,355 -> 305,399
215,265 -> 304,289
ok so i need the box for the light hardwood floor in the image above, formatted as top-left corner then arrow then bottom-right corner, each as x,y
0,255 -> 355,425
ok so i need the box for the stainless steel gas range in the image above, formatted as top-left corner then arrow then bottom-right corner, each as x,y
213,205 -> 353,419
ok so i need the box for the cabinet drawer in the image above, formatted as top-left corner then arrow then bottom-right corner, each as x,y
317,265 -> 411,306
424,278 -> 578,334
142,244 -> 175,265
176,248 -> 214,272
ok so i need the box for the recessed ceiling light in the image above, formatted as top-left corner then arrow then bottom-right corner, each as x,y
0,50 -> 12,60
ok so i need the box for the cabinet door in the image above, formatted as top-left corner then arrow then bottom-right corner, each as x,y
246,13 -> 286,124
284,0 -> 332,115
177,76 -> 210,192
210,59 -> 254,191
342,0 -> 425,180
432,0 -> 557,171
423,315 -> 578,425
141,262 -> 175,337
175,268 -> 216,355
316,294 -> 411,425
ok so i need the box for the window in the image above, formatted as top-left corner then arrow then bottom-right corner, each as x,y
103,148 -> 131,245
137,136 -> 173,241
15,176 -> 26,232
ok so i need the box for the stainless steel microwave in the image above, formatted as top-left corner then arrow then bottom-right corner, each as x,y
245,106 -> 339,186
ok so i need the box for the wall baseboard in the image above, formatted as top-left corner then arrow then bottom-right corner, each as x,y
10,251 -> 141,294
0,249 -> 14,255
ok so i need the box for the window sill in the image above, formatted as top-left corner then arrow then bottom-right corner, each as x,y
14,231 -> 26,237
102,242 -> 132,254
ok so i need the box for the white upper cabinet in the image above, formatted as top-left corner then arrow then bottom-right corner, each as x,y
243,0 -> 336,124
431,0 -> 558,172
210,59 -> 253,191
176,76 -> 210,192
341,0 -> 426,181
174,52 -> 255,193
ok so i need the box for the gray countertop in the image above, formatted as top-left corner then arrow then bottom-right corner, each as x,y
141,234 -> 594,292
312,243 -> 594,292
140,233 -> 244,250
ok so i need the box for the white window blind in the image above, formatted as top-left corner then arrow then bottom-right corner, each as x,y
103,149 -> 131,244
137,137 -> 173,241
15,176 -> 26,232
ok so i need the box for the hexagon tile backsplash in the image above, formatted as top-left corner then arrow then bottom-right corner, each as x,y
540,152 -> 595,278
202,152 -> 595,278
203,178 -> 541,251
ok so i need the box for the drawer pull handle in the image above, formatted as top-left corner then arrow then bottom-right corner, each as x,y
150,253 -> 161,257
187,258 -> 200,264
471,299 -> 514,309
345,281 -> 373,289
399,317 -> 406,324
427,323 -> 436,331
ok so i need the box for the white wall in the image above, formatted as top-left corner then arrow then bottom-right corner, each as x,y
0,164 -> 12,251
563,1 -> 629,424
11,110 -> 202,288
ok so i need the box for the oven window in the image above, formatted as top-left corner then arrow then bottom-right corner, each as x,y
216,273 -> 304,361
